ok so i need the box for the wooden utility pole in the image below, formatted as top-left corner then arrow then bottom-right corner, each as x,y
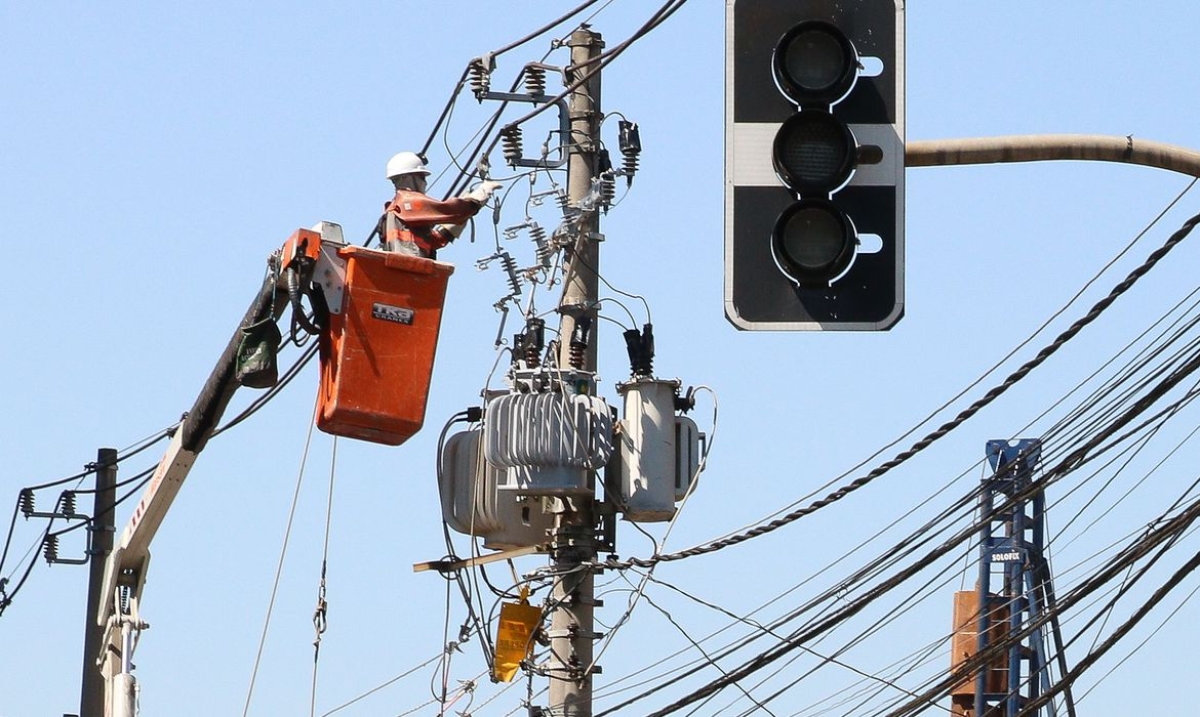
80,448 -> 117,717
549,25 -> 604,717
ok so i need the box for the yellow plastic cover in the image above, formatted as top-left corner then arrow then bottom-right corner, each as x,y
493,599 -> 542,682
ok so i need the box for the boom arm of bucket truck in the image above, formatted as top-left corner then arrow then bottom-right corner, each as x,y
92,222 -> 348,717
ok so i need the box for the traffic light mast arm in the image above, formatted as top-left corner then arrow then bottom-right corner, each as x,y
907,134 -> 1200,178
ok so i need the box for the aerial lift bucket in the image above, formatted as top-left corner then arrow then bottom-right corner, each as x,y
316,245 -> 454,446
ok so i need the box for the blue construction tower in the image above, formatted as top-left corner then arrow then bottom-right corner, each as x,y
949,439 -> 1076,717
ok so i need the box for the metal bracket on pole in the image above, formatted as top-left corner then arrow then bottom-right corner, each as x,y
480,91 -> 571,169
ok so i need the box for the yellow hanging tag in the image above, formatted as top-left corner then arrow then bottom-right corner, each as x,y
492,590 -> 541,683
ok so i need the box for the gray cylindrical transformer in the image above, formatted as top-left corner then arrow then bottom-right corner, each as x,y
617,377 -> 681,522
440,428 -> 554,550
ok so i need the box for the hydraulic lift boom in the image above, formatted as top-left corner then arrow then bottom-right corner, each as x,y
90,222 -> 346,717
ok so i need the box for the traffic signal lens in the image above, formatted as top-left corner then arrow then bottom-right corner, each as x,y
773,111 -> 856,194
774,21 -> 858,106
772,199 -> 856,285
785,30 -> 843,91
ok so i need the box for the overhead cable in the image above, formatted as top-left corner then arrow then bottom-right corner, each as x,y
419,0 -> 609,160
604,209 -> 1200,573
728,179 -> 1197,538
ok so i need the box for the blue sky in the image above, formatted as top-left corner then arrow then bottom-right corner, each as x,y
4,2 -> 1200,716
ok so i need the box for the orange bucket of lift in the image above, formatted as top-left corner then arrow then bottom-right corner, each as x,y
316,245 -> 454,446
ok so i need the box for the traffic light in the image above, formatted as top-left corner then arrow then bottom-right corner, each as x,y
725,0 -> 905,331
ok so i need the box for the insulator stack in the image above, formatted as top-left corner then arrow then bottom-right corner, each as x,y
622,152 -> 640,184
469,58 -> 491,100
59,491 -> 77,518
623,323 -> 655,377
523,340 -> 541,369
19,488 -> 33,518
524,65 -> 547,96
619,120 -> 642,187
555,189 -> 571,215
43,534 -> 59,563
569,340 -> 585,370
529,223 -> 553,268
569,317 -> 592,370
501,125 -> 524,167
499,252 -> 522,296
599,173 -> 616,208
597,148 -> 614,210
521,317 -> 545,369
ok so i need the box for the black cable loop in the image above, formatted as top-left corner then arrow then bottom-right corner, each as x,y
214,342 -> 319,437
0,518 -> 53,617
286,262 -> 324,342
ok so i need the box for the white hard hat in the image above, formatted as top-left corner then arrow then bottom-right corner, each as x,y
386,151 -> 431,180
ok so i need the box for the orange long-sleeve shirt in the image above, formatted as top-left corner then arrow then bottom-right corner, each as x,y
384,189 -> 484,256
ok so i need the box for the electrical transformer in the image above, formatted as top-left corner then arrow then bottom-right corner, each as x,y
613,378 -> 702,522
483,371 -> 614,495
439,427 -> 553,551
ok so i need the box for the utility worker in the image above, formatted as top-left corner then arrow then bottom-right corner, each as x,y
382,151 -> 501,258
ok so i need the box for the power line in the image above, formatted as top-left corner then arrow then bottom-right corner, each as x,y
418,0 -> 611,161
603,208 -> 1200,574
600,310 -> 1200,714
708,180 -> 1198,544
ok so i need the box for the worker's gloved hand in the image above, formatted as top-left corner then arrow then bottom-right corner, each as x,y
465,180 -> 503,203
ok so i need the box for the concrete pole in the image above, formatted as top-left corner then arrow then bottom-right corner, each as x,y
80,448 -> 117,717
556,27 -> 604,374
549,26 -> 603,717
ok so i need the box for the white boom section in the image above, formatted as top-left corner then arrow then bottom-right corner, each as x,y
93,428 -> 198,717
96,428 -> 198,627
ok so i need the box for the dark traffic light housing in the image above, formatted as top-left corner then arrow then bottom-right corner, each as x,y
725,1 -> 905,331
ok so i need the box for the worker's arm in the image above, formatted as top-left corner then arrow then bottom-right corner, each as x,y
388,183 -> 501,254
388,190 -> 484,227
